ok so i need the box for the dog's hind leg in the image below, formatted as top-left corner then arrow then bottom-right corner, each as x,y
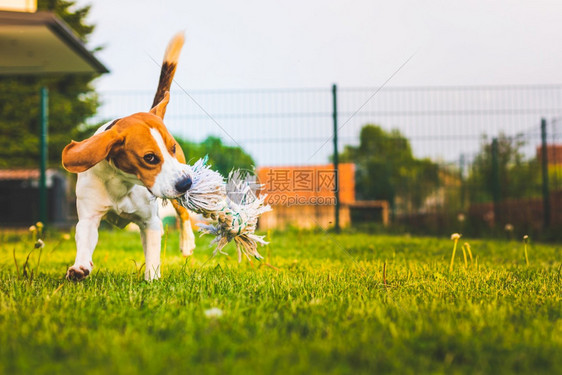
171,200 -> 196,257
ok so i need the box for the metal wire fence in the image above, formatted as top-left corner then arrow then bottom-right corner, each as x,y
92,84 -> 562,238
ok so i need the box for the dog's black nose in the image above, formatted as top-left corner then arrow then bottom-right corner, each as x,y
175,176 -> 192,193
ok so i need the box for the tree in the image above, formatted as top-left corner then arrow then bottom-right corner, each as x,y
467,134 -> 541,203
339,124 -> 439,212
0,0 -> 101,168
176,136 -> 255,177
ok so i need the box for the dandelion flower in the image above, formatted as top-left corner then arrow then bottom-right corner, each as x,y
36,222 -> 44,229
464,242 -> 473,262
523,235 -> 530,266
505,224 -> 514,232
449,233 -> 461,272
29,225 -> 36,232
62,234 -> 71,240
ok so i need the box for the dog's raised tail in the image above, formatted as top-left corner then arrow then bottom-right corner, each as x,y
151,31 -> 185,112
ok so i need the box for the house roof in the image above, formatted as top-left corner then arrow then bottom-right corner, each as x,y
0,10 -> 108,75
0,168 -> 60,180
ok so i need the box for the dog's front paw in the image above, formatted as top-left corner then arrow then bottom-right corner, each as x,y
66,262 -> 93,281
181,239 -> 196,257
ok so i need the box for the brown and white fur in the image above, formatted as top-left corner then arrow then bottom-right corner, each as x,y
62,32 -> 195,281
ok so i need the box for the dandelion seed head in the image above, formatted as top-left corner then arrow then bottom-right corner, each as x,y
204,307 -> 223,318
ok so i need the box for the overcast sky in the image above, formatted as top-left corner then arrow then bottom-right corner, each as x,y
79,0 -> 562,92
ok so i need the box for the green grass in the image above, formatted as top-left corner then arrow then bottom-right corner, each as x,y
1,228 -> 561,374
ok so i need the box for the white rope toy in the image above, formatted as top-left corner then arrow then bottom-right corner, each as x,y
175,156 -> 272,262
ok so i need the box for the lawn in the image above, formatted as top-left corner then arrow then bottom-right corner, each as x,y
0,228 -> 561,374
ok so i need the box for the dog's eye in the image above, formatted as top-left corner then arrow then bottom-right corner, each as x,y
143,153 -> 159,165
171,144 -> 176,154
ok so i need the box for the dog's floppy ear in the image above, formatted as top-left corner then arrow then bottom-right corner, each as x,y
150,91 -> 170,119
62,129 -> 124,173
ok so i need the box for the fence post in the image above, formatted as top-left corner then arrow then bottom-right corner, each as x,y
491,138 -> 500,225
332,84 -> 340,233
541,118 -> 551,229
459,153 -> 465,210
39,86 -> 49,226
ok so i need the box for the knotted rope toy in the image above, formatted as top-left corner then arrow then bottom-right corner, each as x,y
175,156 -> 272,262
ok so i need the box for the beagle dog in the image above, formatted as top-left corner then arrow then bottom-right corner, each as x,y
62,33 -> 195,281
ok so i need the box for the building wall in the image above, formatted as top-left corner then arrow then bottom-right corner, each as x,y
537,145 -> 562,165
0,0 -> 36,12
259,205 -> 350,230
0,169 -> 68,226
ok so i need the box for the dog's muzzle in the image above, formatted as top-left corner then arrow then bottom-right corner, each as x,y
175,175 -> 192,193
